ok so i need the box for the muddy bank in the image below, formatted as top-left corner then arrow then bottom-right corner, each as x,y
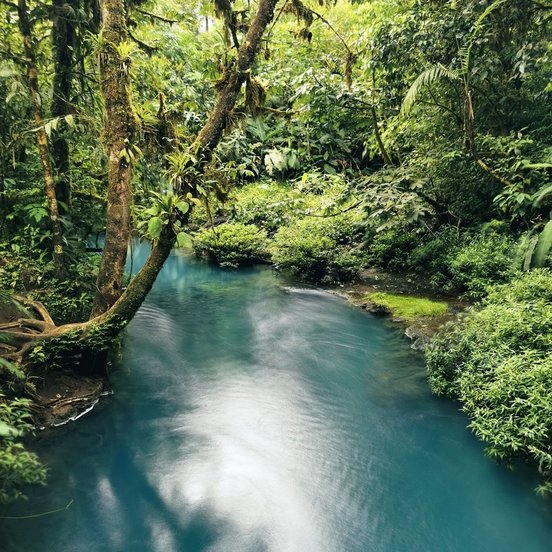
31,372 -> 108,428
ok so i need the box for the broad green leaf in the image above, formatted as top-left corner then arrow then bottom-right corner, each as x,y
0,420 -> 17,437
176,232 -> 193,248
148,216 -> 163,239
175,201 -> 189,214
532,220 -> 552,268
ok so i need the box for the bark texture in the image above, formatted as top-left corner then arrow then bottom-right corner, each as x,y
194,0 -> 279,157
51,0 -> 76,210
1,0 -> 281,375
17,0 -> 66,278
90,0 -> 137,317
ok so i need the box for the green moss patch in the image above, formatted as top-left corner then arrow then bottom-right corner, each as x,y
366,292 -> 449,320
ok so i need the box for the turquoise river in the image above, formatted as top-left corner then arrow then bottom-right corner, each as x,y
1,245 -> 552,551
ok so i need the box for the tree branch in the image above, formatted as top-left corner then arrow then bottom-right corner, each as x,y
134,7 -> 179,24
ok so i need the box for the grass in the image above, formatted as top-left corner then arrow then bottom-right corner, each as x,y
366,292 -> 448,320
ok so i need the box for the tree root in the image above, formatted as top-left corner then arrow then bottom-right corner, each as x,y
0,226 -> 176,371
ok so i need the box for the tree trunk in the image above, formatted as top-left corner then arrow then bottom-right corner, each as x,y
1,0 -> 281,374
194,0 -> 279,157
370,105 -> 393,166
0,227 -> 176,370
51,0 -> 76,211
17,0 -> 66,279
90,0 -> 137,317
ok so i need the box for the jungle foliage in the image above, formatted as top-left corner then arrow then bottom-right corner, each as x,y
427,270 -> 552,495
0,0 -> 551,501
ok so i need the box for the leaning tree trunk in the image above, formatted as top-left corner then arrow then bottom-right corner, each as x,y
51,0 -> 76,211
90,0 -> 137,317
17,0 -> 66,279
194,0 -> 279,158
0,227 -> 176,371
1,0 -> 280,375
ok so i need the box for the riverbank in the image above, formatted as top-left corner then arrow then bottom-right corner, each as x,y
333,268 -> 469,350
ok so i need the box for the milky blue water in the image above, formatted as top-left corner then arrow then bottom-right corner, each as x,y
1,246 -> 551,551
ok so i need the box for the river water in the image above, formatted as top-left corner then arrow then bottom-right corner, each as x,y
1,246 -> 551,551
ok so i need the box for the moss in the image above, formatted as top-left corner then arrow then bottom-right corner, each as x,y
366,292 -> 448,320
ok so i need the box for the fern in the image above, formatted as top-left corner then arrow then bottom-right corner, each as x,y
400,64 -> 459,117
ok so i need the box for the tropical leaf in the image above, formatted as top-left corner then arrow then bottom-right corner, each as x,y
523,235 -> 539,272
462,0 -> 507,75
532,220 -> 552,268
533,184 -> 552,206
401,64 -> 460,117
147,216 -> 163,239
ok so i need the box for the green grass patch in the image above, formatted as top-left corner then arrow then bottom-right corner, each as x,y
366,292 -> 448,320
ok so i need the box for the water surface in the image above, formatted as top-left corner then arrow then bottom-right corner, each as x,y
1,247 -> 551,551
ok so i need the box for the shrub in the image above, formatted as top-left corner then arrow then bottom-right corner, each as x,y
193,222 -> 268,267
0,394 -> 47,504
448,231 -> 517,297
230,181 -> 305,233
409,226 -> 464,289
426,269 -> 552,494
269,214 -> 365,284
366,227 -> 420,271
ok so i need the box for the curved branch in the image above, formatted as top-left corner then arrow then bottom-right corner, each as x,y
134,8 -> 179,24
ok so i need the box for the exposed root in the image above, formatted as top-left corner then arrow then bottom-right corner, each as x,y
0,226 -> 176,371
13,295 -> 56,326
0,318 -> 54,332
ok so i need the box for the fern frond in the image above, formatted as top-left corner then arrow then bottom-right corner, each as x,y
400,64 -> 460,117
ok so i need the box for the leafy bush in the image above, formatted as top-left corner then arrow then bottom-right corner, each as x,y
448,231 -> 517,297
230,181 -> 305,233
0,394 -> 47,504
367,227 -> 420,271
409,226 -> 464,289
426,269 -> 552,494
269,214 -> 365,284
193,222 -> 268,267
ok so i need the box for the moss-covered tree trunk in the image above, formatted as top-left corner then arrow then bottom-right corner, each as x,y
51,0 -> 76,211
90,0 -> 137,317
1,0 -> 281,375
17,0 -> 66,279
0,228 -> 176,369
194,0 -> 279,157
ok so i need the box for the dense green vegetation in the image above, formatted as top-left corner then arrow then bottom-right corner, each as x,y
0,0 -> 551,504
427,271 -> 552,495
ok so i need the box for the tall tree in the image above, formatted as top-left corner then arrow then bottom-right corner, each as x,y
90,0 -> 137,317
1,0 -> 281,370
16,0 -> 66,278
50,0 -> 77,210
